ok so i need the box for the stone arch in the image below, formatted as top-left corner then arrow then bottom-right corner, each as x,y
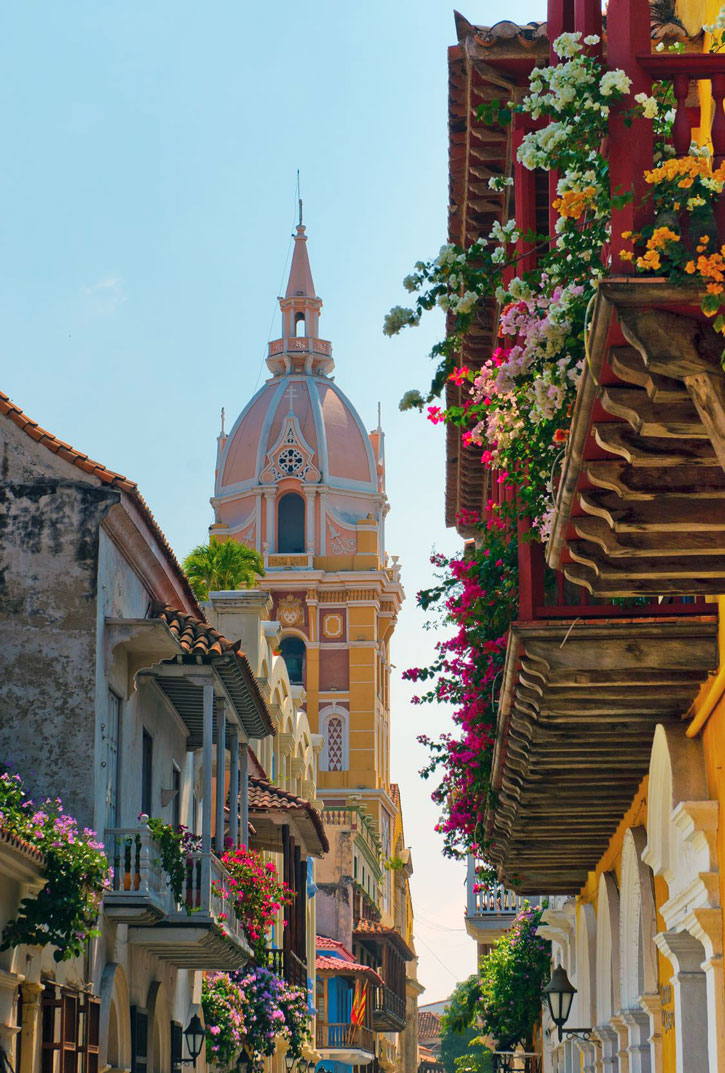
620,827 -> 659,1073
99,962 -> 131,1072
575,902 -> 597,1030
643,723 -> 708,888
596,872 -> 621,1027
620,827 -> 658,1006
147,980 -> 171,1073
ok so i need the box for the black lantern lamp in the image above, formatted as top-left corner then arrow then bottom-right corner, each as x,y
236,1048 -> 251,1073
176,1014 -> 205,1067
285,1055 -> 297,1073
543,966 -> 596,1044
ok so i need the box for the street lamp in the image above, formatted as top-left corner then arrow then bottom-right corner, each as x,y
285,1055 -> 296,1073
543,966 -> 596,1044
180,1014 -> 206,1066
236,1048 -> 251,1073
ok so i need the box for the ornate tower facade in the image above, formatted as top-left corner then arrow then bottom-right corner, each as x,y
211,221 -> 403,827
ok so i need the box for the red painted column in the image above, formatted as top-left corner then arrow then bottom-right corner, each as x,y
607,0 -> 653,274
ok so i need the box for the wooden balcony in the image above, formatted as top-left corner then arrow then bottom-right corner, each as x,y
316,1021 -> 375,1064
104,826 -> 251,969
371,984 -> 406,1032
492,1055 -> 541,1073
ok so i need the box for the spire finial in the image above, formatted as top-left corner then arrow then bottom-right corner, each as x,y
220,406 -> 226,436
297,169 -> 303,228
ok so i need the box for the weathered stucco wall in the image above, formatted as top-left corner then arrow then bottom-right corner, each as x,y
0,417 -> 118,827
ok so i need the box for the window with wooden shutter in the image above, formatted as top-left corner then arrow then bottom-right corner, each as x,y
130,1006 -> 148,1073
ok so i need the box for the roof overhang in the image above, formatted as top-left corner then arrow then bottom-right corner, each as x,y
486,614 -> 718,892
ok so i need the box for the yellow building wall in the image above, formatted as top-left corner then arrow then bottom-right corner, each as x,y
697,596 -> 725,965
580,778 -> 677,1070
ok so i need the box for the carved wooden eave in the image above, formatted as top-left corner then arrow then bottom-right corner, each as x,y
547,280 -> 725,596
485,614 -> 718,893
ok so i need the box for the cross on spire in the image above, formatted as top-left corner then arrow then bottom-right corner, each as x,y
285,383 -> 298,414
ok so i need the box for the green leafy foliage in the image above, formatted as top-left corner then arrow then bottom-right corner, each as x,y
0,769 -> 108,961
183,536 -> 264,601
477,904 -> 551,1050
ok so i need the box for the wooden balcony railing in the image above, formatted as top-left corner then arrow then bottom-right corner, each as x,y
372,985 -> 406,1027
265,947 -> 308,990
316,1022 -> 375,1055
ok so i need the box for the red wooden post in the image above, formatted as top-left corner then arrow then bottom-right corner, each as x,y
712,73 -> 725,242
607,0 -> 654,274
574,0 -> 603,55
672,73 -> 692,156
517,516 -> 546,620
512,115 -> 537,275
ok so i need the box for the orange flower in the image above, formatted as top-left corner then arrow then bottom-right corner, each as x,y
552,186 -> 598,220
620,250 -> 634,262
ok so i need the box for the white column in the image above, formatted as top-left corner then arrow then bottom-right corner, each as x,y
239,745 -> 249,847
638,994 -> 663,1073
622,1008 -> 652,1073
320,489 -> 327,554
202,681 -> 214,902
305,488 -> 316,557
657,931 -> 709,1073
265,488 -> 276,552
254,491 -> 263,553
215,701 -> 227,854
228,729 -> 239,848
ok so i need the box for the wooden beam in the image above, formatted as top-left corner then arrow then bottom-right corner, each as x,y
574,514 -> 725,556
585,459 -> 725,498
564,562 -> 723,596
568,539 -> 725,579
593,424 -> 720,466
600,387 -> 707,438
578,489 -> 725,531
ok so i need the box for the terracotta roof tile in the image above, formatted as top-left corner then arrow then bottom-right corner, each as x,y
315,954 -> 384,985
353,919 -> 416,960
317,935 -> 350,954
150,604 -> 275,737
248,774 -> 329,853
418,1011 -> 443,1040
0,389 -> 201,614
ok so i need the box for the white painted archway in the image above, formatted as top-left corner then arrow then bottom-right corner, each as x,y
619,827 -> 659,1073
99,962 -> 132,1072
595,872 -> 621,1069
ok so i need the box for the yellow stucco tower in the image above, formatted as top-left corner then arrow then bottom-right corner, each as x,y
211,217 -> 403,840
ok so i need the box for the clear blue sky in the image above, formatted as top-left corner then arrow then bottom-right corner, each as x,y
1,0 -> 542,1000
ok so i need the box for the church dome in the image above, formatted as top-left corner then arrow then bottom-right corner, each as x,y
218,374 -> 378,492
211,219 -> 386,560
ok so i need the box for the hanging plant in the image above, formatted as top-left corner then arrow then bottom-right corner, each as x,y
144,817 -> 200,910
0,768 -> 109,961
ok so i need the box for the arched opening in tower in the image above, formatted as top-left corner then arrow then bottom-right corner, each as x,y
279,635 -> 306,685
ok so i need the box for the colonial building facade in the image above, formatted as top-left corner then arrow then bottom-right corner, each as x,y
211,221 -> 420,1073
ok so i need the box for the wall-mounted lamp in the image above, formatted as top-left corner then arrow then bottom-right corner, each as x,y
543,965 -> 598,1044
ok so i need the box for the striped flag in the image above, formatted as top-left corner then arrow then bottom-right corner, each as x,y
350,980 -> 367,1026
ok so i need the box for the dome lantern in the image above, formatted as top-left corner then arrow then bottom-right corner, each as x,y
267,215 -> 334,377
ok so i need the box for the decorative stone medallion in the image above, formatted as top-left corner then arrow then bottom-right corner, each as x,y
278,594 -> 304,627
